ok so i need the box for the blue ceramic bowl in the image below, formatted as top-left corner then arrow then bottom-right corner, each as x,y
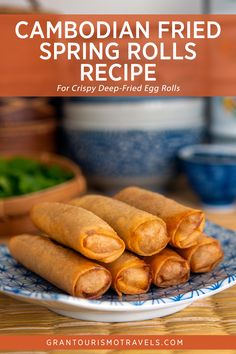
62,99 -> 204,191
179,144 -> 236,209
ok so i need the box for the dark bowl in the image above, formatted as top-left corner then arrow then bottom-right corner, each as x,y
178,144 -> 236,209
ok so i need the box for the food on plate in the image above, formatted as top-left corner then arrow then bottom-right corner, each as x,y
9,234 -> 112,299
70,195 -> 169,256
176,234 -> 224,273
145,248 -> 190,287
103,251 -> 152,296
115,186 -> 205,249
30,202 -> 125,263
7,185 -> 225,301
0,156 -> 74,198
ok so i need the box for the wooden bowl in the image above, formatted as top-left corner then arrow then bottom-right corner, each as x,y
0,119 -> 57,154
0,98 -> 54,126
0,153 -> 87,236
0,99 -> 57,154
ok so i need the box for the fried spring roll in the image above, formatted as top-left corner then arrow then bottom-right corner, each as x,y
176,234 -> 224,273
70,195 -> 169,257
146,248 -> 190,287
9,235 -> 112,299
115,187 -> 205,249
104,251 -> 152,296
31,202 -> 125,263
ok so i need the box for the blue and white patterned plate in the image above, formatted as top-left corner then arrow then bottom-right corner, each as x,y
0,221 -> 236,322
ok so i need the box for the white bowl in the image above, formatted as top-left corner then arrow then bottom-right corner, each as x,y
64,99 -> 204,131
62,99 -> 205,190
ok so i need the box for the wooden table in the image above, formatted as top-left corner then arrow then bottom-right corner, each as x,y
1,194 -> 236,354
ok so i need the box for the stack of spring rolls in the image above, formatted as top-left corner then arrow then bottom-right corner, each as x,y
9,186 -> 224,300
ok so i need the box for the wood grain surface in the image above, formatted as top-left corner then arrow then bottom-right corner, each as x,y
0,190 -> 236,354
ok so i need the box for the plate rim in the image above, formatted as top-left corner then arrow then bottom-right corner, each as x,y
0,221 -> 236,312
1,277 -> 235,312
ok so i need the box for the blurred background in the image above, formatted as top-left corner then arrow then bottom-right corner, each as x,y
1,0 -> 236,236
0,0 -> 204,14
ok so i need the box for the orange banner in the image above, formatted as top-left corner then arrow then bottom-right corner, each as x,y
0,335 -> 236,351
0,14 -> 236,96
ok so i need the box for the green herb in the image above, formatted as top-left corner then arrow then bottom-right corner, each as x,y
0,157 -> 74,199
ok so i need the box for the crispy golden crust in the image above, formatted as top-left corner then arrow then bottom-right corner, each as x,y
70,195 -> 169,257
104,251 -> 152,296
115,187 -> 205,249
9,234 -> 111,299
145,248 -> 190,287
176,234 -> 224,273
31,202 -> 125,263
